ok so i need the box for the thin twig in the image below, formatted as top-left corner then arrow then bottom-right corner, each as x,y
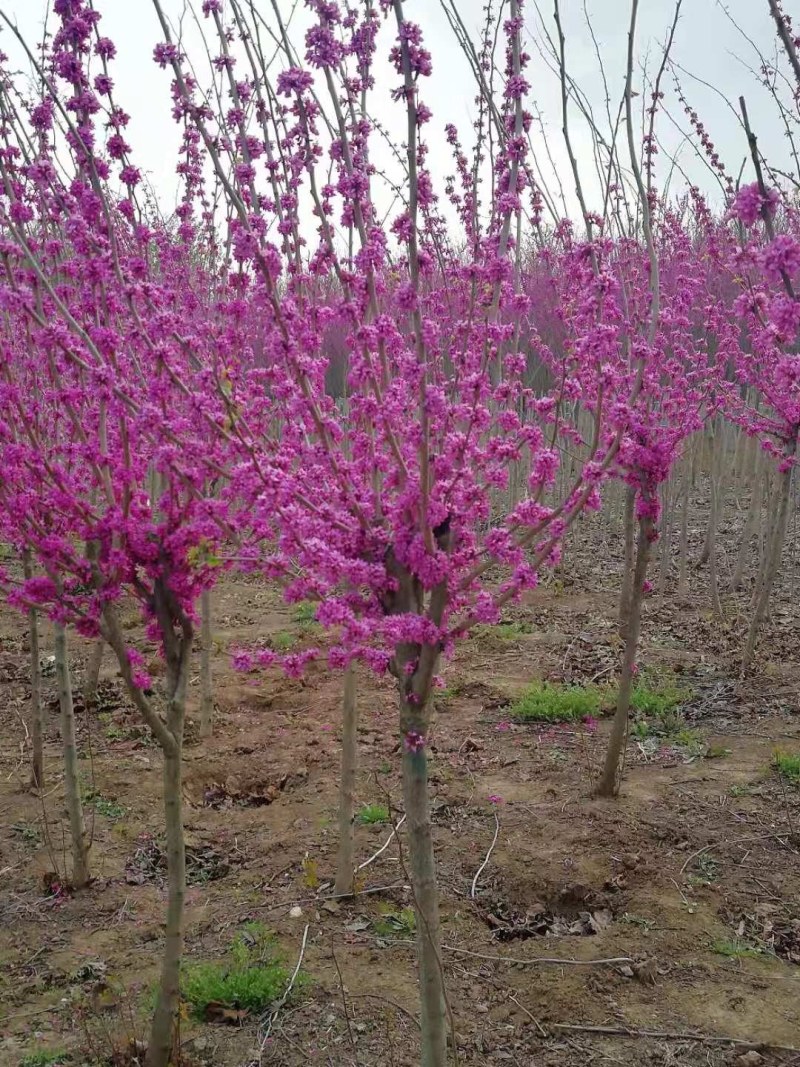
259,922 -> 309,1051
550,1022 -> 798,1052
355,814 -> 406,872
331,939 -> 358,1055
507,993 -> 547,1037
470,812 -> 500,899
443,946 -> 633,967
679,833 -> 792,875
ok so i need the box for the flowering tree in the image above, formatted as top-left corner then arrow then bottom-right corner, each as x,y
142,2 -> 669,1060
0,0 -> 724,1063
0,6 -> 229,1062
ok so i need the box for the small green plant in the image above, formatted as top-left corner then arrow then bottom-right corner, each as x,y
181,923 -> 292,1020
630,679 -> 689,718
620,913 -> 655,930
705,743 -> 731,760
673,728 -> 704,756
373,906 -> 416,938
729,783 -> 753,798
508,681 -> 602,723
11,822 -> 42,846
475,619 -> 533,642
711,938 -> 762,960
271,630 -> 296,651
19,1052 -> 69,1067
629,677 -> 694,743
434,684 -> 459,704
688,852 -> 719,886
773,750 -> 800,784
358,803 -> 390,825
293,600 -> 317,624
84,790 -> 125,819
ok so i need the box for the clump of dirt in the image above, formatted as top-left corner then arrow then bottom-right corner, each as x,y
480,879 -> 617,941
201,767 -> 308,809
124,835 -> 236,885
722,903 -> 800,964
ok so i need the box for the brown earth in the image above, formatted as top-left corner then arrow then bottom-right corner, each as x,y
1,496 -> 800,1067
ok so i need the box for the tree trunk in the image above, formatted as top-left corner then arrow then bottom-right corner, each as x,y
598,510 -> 654,797
618,485 -> 636,639
83,640 -> 104,709
334,662 -> 358,897
401,698 -> 447,1067
677,453 -> 690,599
731,455 -> 764,591
199,588 -> 213,739
54,622 -> 90,888
708,431 -> 723,617
657,479 -> 674,595
742,453 -> 794,672
23,550 -> 44,789
146,745 -> 185,1067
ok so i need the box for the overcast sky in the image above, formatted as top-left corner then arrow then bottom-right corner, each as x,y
0,1 -> 795,230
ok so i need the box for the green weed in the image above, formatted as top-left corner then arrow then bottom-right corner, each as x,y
688,853 -> 719,887
729,783 -> 753,798
704,743 -> 731,760
773,750 -> 800,784
11,822 -> 42,847
84,790 -> 125,819
293,601 -> 317,624
373,906 -> 416,938
181,923 -> 292,1020
271,630 -> 296,651
711,938 -> 762,960
620,913 -> 655,930
508,681 -> 602,723
358,803 -> 390,825
19,1052 -> 69,1067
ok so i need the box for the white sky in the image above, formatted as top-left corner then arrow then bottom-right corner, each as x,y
0,1 -> 795,229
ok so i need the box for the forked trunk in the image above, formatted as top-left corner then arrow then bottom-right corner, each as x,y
598,511 -> 654,797
83,640 -> 104,709
23,550 -> 44,789
401,696 -> 447,1067
54,622 -> 90,887
199,587 -> 213,738
334,662 -> 358,897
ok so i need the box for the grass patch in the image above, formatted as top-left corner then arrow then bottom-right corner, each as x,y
773,750 -> 800,784
508,681 -> 602,723
711,937 -> 763,960
11,822 -> 42,847
271,630 -> 296,651
474,619 -> 533,642
293,600 -> 317,624
84,790 -> 126,819
729,783 -> 753,798
687,853 -> 719,887
358,803 -> 390,825
373,906 -> 416,938
181,923 -> 293,1021
705,743 -> 731,760
630,680 -> 689,718
19,1053 -> 69,1067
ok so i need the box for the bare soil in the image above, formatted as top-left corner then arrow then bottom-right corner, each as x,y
2,497 -> 800,1067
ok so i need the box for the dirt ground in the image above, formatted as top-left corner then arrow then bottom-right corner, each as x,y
2,493 -> 800,1067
